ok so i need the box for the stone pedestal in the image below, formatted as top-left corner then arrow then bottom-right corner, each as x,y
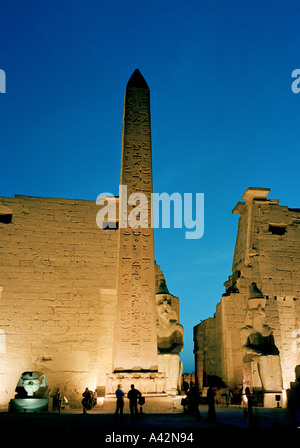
105,371 -> 176,412
263,392 -> 282,408
106,371 -> 166,395
9,398 -> 49,413
158,353 -> 182,396
101,395 -> 174,413
242,361 -> 262,392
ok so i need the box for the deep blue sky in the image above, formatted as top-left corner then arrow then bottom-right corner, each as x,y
1,1 -> 300,373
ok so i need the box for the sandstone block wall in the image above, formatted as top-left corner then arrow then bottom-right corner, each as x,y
194,189 -> 300,394
0,195 -> 182,406
0,195 -> 118,405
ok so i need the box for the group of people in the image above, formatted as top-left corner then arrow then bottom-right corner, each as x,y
82,387 -> 97,413
183,384 -> 216,421
115,384 -> 144,419
81,384 -> 143,419
50,387 -> 69,413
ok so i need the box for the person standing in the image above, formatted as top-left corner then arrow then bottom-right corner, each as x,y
187,385 -> 200,420
127,384 -> 141,419
115,384 -> 125,419
82,387 -> 90,414
207,386 -> 216,420
188,384 -> 200,420
245,387 -> 259,428
51,387 -> 61,413
88,389 -> 94,408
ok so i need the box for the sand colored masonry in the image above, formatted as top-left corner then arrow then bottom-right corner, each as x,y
194,188 -> 300,407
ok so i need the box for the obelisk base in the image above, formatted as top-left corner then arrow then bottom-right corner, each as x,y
263,392 -> 282,408
101,394 -> 175,413
105,371 -> 175,412
158,353 -> 182,396
106,371 -> 166,395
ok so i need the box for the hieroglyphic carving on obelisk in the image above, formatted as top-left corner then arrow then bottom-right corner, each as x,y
113,69 -> 158,371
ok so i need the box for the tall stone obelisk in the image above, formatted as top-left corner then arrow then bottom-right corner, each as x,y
113,69 -> 158,372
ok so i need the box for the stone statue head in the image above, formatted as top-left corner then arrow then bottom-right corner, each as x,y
156,296 -> 178,329
15,371 -> 48,398
244,301 -> 266,330
244,283 -> 266,331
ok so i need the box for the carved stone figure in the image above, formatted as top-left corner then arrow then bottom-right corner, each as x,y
9,371 -> 49,412
15,371 -> 49,398
156,280 -> 183,354
240,283 -> 283,393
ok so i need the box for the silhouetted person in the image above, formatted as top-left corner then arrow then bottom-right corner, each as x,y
290,375 -> 300,427
115,384 -> 125,419
88,389 -> 94,408
82,387 -> 91,414
51,387 -> 61,413
293,384 -> 300,427
245,387 -> 259,428
187,385 -> 200,419
237,387 -> 243,406
183,380 -> 189,394
127,384 -> 141,419
207,386 -> 216,420
287,366 -> 300,427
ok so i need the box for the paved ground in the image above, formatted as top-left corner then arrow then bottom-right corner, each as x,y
0,404 -> 298,428
0,405 -> 298,446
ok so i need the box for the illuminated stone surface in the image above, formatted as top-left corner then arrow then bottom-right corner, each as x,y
0,195 -> 118,404
9,371 -> 49,412
155,278 -> 183,395
194,188 -> 300,407
240,283 -> 283,397
113,69 -> 158,372
156,279 -> 183,355
15,371 -> 48,398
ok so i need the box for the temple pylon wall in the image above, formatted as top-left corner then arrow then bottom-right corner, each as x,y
194,188 -> 300,404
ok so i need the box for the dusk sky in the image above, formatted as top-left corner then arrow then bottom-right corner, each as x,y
1,1 -> 300,373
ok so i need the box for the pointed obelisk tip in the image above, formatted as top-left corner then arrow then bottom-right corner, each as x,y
126,69 -> 149,90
